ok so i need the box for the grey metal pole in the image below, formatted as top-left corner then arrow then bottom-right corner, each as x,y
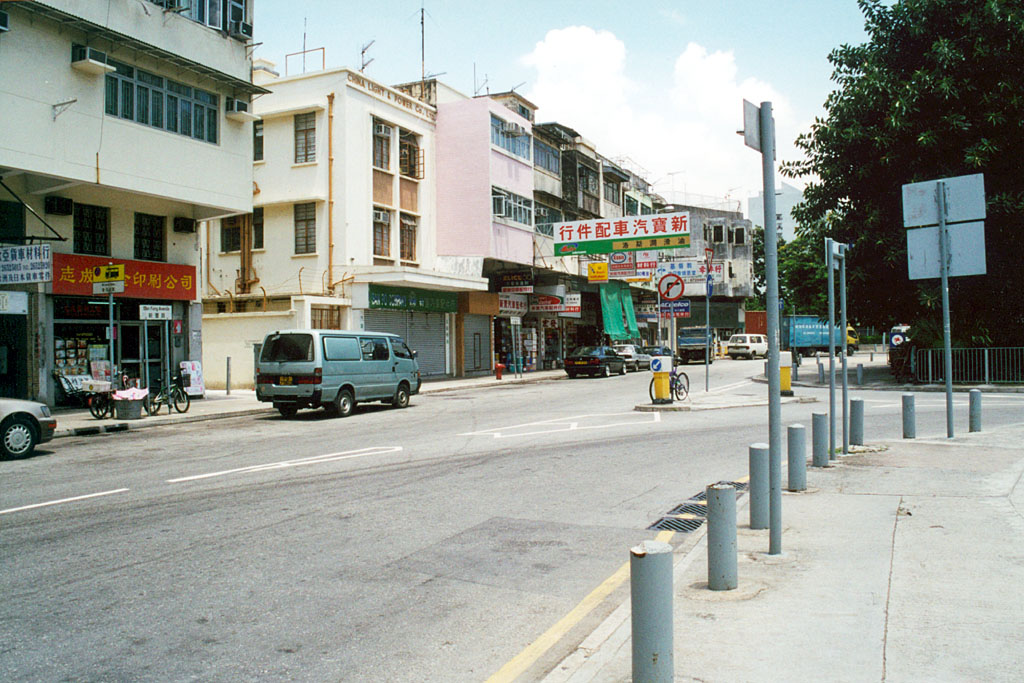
163,319 -> 170,391
142,320 -> 149,389
850,398 -> 864,446
108,291 -> 115,381
902,393 -> 916,439
826,238 -> 836,460
856,363 -> 864,385
787,424 -> 807,491
812,412 -> 829,467
840,244 -> 849,455
630,540 -> 674,682
817,362 -> 824,384
226,356 -> 232,395
706,483 -> 737,591
748,442 -> 769,530
705,273 -> 711,392
760,102 -> 783,555
936,181 -> 954,438
969,389 -> 982,432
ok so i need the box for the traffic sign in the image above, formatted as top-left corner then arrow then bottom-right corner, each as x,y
891,333 -> 905,347
140,304 -> 172,320
659,299 -> 691,318
92,264 -> 125,283
92,280 -> 124,295
658,273 -> 684,301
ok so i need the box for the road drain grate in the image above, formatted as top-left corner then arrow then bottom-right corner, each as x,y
647,482 -> 748,532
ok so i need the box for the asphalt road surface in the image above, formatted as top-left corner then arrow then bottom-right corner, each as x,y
3,359 -> 1023,681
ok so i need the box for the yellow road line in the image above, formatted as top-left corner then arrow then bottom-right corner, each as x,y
486,529 -> 675,683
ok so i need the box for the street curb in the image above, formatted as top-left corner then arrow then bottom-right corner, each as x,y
751,375 -> 1024,393
53,407 -> 275,439
634,396 -> 817,412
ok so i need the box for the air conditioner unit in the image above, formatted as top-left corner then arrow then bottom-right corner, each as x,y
173,217 -> 197,234
229,21 -> 253,41
502,122 -> 527,137
373,210 -> 390,224
44,196 -> 73,216
0,10 -> 9,32
226,98 -> 248,114
374,123 -> 391,137
71,45 -> 115,75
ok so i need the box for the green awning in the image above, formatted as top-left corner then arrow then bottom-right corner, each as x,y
620,283 -> 641,339
599,283 -> 628,341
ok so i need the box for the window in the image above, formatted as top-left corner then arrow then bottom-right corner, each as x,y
399,130 -> 422,179
491,187 -> 533,226
390,338 -> 414,359
490,114 -> 531,159
294,112 -> 316,163
220,216 -> 241,252
253,120 -> 264,161
323,336 -> 361,361
294,203 -> 316,254
400,213 -> 417,261
534,139 -> 560,175
603,179 -> 620,205
134,212 -> 165,261
579,166 -> 599,196
373,208 -> 391,257
373,120 -> 391,170
73,204 -> 109,256
359,337 -> 390,361
103,59 -> 217,143
624,195 -> 639,215
260,333 -> 313,362
252,207 -> 264,249
534,204 -> 562,237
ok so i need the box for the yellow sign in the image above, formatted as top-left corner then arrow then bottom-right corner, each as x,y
588,262 -> 609,283
92,264 -> 125,282
611,235 -> 690,251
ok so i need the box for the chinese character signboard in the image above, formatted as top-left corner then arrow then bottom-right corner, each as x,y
608,251 -> 636,279
660,299 -> 691,318
498,292 -> 528,317
52,253 -> 196,301
656,259 -> 725,283
499,272 -> 533,293
0,244 -> 52,284
554,211 -> 690,256
587,262 -> 608,283
559,293 -> 581,318
368,285 -> 457,312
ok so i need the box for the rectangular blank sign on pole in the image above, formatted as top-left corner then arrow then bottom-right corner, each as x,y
902,173 -> 985,227
906,221 -> 987,280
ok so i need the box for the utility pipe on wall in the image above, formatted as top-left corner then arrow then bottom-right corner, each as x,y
327,93 -> 336,294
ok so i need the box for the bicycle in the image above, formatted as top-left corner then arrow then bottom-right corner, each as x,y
649,367 -> 689,402
144,373 -> 191,415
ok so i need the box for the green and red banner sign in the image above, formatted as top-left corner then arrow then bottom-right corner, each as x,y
554,211 -> 690,256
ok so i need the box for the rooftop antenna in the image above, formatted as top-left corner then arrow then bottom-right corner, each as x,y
420,2 -> 426,94
360,40 -> 375,72
302,17 -> 307,73
509,81 -> 526,92
473,63 -> 489,96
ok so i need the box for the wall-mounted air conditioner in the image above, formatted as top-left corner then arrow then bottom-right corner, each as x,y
71,45 -> 115,75
0,10 -> 10,32
373,210 -> 390,224
374,123 -> 391,137
225,97 -> 258,122
173,217 -> 197,234
229,21 -> 253,41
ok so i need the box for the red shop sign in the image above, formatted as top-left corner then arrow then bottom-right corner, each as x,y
51,253 -> 197,301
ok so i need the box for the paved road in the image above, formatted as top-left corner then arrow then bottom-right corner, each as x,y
3,360 -> 1022,681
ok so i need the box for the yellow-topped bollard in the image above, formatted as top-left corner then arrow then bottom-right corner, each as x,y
651,355 -> 673,404
780,351 -> 794,396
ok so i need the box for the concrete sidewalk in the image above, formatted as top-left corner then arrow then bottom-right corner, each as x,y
544,423 -> 1024,682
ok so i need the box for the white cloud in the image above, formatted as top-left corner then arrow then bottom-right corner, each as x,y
522,27 -> 804,215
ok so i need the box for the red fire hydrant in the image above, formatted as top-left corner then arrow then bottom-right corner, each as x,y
495,363 -> 506,380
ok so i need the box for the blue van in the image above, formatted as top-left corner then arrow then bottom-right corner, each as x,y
256,329 -> 420,418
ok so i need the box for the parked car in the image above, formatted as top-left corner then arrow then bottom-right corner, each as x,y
1,398 -> 57,459
641,346 -> 680,364
613,344 -> 651,372
256,329 -> 420,418
564,346 -> 627,378
727,334 -> 768,360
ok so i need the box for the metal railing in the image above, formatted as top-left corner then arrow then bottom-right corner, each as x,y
914,347 -> 1024,384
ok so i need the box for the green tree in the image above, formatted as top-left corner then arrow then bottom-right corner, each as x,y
783,0 -> 1024,344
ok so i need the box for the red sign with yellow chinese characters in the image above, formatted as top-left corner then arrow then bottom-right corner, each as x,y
51,253 -> 197,301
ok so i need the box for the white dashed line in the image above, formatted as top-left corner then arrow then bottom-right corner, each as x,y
0,488 -> 130,516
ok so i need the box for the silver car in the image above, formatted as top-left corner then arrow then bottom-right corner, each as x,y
1,398 -> 57,459
613,344 -> 652,372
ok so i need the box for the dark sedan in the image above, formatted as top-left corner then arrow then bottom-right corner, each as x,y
564,346 -> 627,378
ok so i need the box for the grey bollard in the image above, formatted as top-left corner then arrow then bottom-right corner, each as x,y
631,540 -> 674,682
787,424 -> 807,491
851,398 -> 864,445
856,363 -> 864,385
817,363 -> 825,384
748,443 -> 769,529
226,356 -> 232,395
969,389 -> 982,432
870,351 -> 874,362
792,363 -> 799,382
902,393 -> 915,439
812,412 -> 829,467
707,483 -> 738,591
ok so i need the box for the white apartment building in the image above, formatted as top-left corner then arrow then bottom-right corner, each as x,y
747,181 -> 804,242
0,0 -> 258,403
201,61 -> 488,387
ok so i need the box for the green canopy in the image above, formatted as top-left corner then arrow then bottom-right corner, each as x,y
620,282 -> 641,340
599,283 -> 629,341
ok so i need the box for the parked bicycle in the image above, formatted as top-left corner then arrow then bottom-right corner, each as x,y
648,366 -> 689,402
144,373 -> 190,415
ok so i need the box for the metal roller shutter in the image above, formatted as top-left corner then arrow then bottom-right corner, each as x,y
363,310 -> 448,377
463,314 -> 490,373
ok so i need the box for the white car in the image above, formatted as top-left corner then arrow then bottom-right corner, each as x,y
613,344 -> 651,372
727,334 -> 768,360
1,398 -> 57,459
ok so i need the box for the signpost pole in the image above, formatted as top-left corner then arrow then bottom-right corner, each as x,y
840,244 -> 849,455
108,291 -> 115,382
143,320 -> 149,389
705,247 -> 713,393
937,181 -> 954,438
656,253 -> 663,344
826,239 -> 836,460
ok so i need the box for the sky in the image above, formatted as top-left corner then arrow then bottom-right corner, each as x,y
253,1 -> 871,216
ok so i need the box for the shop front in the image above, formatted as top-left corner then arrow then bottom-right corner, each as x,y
494,291 -> 528,370
360,284 -> 456,378
0,290 -> 30,399
457,292 -> 496,377
49,253 -> 197,402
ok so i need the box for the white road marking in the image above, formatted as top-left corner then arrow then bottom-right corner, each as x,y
459,411 -> 660,439
167,446 -> 404,483
706,379 -> 754,394
0,488 -> 130,516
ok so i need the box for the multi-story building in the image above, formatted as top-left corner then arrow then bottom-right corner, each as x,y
201,62 -> 488,387
747,181 -> 804,242
0,0 -> 259,402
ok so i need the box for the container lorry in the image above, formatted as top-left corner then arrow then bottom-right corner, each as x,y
782,315 -> 859,356
677,326 -> 714,364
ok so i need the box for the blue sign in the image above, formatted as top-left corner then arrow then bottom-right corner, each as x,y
651,358 -> 663,372
660,299 -> 691,318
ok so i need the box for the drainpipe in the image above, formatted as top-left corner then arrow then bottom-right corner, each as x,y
327,92 -> 336,294
206,220 -> 222,296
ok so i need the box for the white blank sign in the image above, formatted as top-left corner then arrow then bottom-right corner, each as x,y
906,221 -> 987,280
902,173 -> 986,227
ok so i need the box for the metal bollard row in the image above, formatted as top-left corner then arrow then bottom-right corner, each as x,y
850,398 -> 864,446
631,540 -> 674,682
902,393 -> 915,439
787,424 -> 806,491
748,443 -> 769,530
